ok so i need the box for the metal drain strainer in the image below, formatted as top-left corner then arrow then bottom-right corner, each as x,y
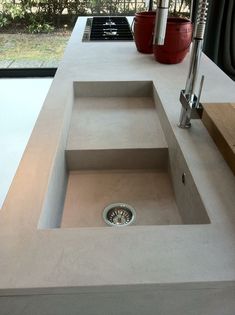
103,203 -> 136,227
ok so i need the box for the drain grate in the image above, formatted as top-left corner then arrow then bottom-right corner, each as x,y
103,203 -> 136,226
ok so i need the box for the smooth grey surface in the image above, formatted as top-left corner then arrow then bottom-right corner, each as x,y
38,86 -> 74,229
62,169 -> 182,227
0,78 -> 52,208
153,88 -> 211,225
0,16 -> 235,315
1,284 -> 235,315
67,84 -> 167,150
73,80 -> 154,97
63,81 -> 209,228
66,148 -> 168,170
66,80 -> 168,170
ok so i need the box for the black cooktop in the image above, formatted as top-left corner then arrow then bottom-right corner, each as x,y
83,17 -> 133,41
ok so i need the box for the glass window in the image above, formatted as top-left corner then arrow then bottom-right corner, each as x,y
0,0 -> 192,77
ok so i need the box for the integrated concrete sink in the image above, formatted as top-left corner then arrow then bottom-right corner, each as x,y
2,17 -> 235,314
38,81 -> 210,229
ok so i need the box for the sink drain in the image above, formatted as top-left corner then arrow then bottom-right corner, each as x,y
103,203 -> 136,227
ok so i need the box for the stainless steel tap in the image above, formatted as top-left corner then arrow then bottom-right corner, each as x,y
178,0 -> 208,128
153,0 -> 169,46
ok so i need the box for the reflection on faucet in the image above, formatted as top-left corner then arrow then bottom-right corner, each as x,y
178,0 -> 208,128
153,0 -> 169,46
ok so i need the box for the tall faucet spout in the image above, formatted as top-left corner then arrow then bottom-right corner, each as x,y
178,0 -> 208,129
184,0 -> 208,102
153,0 -> 169,46
184,40 -> 203,104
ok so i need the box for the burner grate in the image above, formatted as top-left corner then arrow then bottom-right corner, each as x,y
83,17 -> 133,41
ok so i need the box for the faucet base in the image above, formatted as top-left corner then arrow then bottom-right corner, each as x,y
178,106 -> 192,128
178,90 -> 203,129
178,121 -> 191,129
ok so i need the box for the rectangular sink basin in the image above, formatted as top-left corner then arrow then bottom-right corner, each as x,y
38,81 -> 210,229
61,169 -> 182,228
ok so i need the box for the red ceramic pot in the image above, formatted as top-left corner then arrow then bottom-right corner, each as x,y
133,11 -> 156,54
153,17 -> 192,64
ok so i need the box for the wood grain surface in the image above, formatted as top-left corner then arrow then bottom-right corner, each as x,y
202,103 -> 235,175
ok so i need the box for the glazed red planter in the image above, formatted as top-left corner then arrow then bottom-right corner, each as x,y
133,11 -> 156,54
153,17 -> 192,64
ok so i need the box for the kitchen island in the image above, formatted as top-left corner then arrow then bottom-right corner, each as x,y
0,17 -> 235,314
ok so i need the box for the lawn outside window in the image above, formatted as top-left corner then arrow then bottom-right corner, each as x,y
0,0 -> 191,77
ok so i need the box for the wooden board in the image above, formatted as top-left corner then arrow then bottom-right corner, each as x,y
202,103 -> 235,175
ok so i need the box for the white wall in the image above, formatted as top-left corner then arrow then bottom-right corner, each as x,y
0,78 -> 52,208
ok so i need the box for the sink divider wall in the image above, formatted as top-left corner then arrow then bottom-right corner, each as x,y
152,87 -> 210,224
37,85 -> 74,229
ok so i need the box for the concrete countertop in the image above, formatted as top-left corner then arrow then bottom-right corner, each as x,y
0,79 -> 52,208
0,17 -> 235,309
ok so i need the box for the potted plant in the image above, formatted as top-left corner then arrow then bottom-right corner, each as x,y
153,0 -> 193,64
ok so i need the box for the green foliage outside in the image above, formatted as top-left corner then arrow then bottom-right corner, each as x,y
0,0 -> 191,33
0,0 -> 191,64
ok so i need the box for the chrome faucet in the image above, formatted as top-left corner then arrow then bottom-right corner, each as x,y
153,0 -> 169,46
178,0 -> 209,128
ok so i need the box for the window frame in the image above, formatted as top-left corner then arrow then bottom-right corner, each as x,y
0,68 -> 56,78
